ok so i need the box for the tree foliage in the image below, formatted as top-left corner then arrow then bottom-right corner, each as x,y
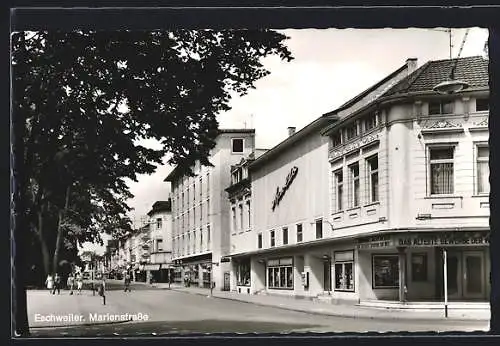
12,29 -> 293,283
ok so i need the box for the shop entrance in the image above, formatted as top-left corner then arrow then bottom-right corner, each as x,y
447,251 -> 486,300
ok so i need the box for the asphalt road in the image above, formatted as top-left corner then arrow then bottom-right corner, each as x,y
28,286 -> 489,337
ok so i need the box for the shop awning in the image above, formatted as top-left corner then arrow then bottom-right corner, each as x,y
143,264 -> 161,271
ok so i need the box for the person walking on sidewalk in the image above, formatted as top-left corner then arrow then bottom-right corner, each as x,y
52,273 -> 61,295
67,273 -> 75,295
124,270 -> 131,292
76,273 -> 83,294
45,274 -> 54,293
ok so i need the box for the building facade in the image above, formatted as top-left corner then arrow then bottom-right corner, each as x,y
146,200 -> 173,283
227,56 -> 490,305
166,129 -> 256,290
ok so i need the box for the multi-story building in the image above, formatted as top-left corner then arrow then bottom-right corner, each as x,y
227,56 -> 490,307
146,200 -> 173,283
226,149 -> 268,294
165,129 -> 256,290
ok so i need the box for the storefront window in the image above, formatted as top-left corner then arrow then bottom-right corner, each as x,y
334,250 -> 355,291
411,253 -> 428,282
267,258 -> 293,289
373,255 -> 399,288
237,260 -> 251,286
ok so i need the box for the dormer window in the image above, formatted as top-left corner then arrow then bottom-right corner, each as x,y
429,100 -> 454,115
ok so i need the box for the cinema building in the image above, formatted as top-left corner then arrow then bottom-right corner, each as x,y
165,129 -> 256,290
228,56 -> 490,306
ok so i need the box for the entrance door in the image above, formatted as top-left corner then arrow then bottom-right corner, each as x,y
323,260 -> 332,293
223,272 -> 231,291
446,254 -> 461,299
463,251 -> 485,299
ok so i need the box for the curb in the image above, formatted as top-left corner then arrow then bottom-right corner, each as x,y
29,318 -> 134,330
169,289 -> 490,323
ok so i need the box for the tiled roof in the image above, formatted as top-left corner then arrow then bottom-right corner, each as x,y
383,56 -> 489,97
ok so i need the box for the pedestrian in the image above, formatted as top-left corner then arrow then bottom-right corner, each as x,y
76,273 -> 83,294
67,273 -> 75,295
45,274 -> 54,293
124,270 -> 131,292
52,273 -> 61,295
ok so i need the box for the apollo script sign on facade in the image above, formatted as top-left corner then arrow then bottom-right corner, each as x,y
271,166 -> 298,211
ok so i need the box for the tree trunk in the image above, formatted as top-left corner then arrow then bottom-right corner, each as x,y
36,211 -> 51,278
12,33 -> 30,336
52,185 -> 71,275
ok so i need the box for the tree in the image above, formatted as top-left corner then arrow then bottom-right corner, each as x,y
12,29 -> 293,336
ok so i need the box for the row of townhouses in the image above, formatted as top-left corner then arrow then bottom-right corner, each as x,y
108,56 -> 491,306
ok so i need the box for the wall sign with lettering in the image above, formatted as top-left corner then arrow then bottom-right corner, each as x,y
271,166 -> 299,211
397,232 -> 489,247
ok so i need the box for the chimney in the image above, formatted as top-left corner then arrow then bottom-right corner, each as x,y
287,127 -> 296,137
406,58 -> 418,75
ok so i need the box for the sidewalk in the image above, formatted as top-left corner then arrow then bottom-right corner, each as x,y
27,290 -> 131,328
156,284 -> 490,322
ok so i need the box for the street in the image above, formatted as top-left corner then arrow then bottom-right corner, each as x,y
27,282 -> 489,337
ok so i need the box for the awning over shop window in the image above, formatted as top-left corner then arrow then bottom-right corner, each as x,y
143,264 -> 161,271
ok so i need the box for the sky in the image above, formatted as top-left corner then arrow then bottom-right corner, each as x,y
80,27 -> 489,255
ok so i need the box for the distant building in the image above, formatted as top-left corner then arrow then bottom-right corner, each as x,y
146,199 -> 173,283
165,129 -> 256,290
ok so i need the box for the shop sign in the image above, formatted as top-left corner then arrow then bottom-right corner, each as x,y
396,232 -> 489,247
271,166 -> 299,211
357,235 -> 394,250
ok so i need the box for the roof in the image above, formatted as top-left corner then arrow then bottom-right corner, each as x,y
324,60 -> 411,116
383,56 -> 489,97
164,128 -> 254,182
147,200 -> 172,216
248,115 -> 338,171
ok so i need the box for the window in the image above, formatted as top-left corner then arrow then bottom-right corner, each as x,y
429,147 -> 454,195
207,198 -> 210,219
296,223 -> 303,243
199,176 -> 203,198
334,169 -> 344,212
193,181 -> 196,201
156,239 -> 163,252
367,155 -> 379,203
332,132 -> 342,147
257,233 -> 263,249
476,98 -> 489,112
345,122 -> 358,141
193,231 -> 196,252
334,250 -> 355,291
246,200 -> 251,229
282,227 -> 289,245
477,146 -> 489,194
429,100 -> 454,115
200,228 -> 203,249
186,187 -> 190,207
364,113 -> 377,132
315,219 -> 323,239
231,207 -> 237,234
372,255 -> 399,288
156,218 -> 162,229
239,203 -> 244,230
237,259 -> 251,286
349,163 -> 360,207
193,205 -> 196,227
411,253 -> 428,282
206,172 -> 210,195
232,138 -> 244,153
267,258 -> 293,289
187,232 -> 190,254
207,224 -> 211,246
270,230 -> 275,247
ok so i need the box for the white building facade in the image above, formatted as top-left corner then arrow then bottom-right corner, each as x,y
166,129 -> 256,290
227,56 -> 490,306
146,200 -> 173,283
